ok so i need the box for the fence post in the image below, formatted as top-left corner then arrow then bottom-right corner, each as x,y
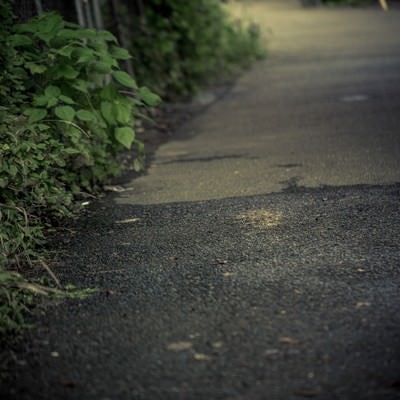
34,0 -> 43,15
379,0 -> 388,10
74,0 -> 85,26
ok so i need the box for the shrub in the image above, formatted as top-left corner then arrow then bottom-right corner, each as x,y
114,0 -> 265,96
0,11 -> 160,333
0,11 -> 160,267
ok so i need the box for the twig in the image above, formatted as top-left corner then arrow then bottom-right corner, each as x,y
38,260 -> 62,288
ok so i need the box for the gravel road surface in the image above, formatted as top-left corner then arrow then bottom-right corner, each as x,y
2,1 -> 400,399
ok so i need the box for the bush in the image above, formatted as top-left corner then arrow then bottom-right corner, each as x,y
0,11 -> 160,267
0,11 -> 160,333
115,0 -> 265,96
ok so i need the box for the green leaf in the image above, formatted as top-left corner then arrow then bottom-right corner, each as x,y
47,97 -> 58,108
100,84 -> 118,101
100,101 -> 116,125
96,30 -> 118,43
55,65 -> 80,79
98,53 -> 118,68
25,108 -> 48,123
92,61 -> 112,74
9,34 -> 33,47
76,109 -> 95,122
57,29 -> 79,40
116,102 -> 132,125
15,20 -> 45,34
139,86 -> 161,107
33,95 -> 49,107
115,127 -> 135,149
13,67 -> 28,79
26,63 -> 47,74
110,46 -> 131,60
137,141 -> 145,153
74,47 -> 95,64
75,28 -> 98,40
72,79 -> 88,93
45,85 -> 61,98
56,45 -> 75,57
37,12 -> 64,34
133,158 -> 144,172
112,71 -> 137,89
37,123 -> 50,131
9,164 -> 18,177
0,178 -> 9,188
59,95 -> 75,104
64,147 -> 81,155
54,106 -> 75,121
36,32 -> 53,45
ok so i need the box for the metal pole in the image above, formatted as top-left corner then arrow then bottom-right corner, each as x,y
92,0 -> 104,30
83,0 -> 95,28
110,0 -> 135,77
74,0 -> 86,26
379,0 -> 389,10
34,0 -> 43,15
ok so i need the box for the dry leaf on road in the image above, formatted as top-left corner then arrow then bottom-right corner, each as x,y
193,353 -> 212,361
278,336 -> 300,345
167,341 -> 193,351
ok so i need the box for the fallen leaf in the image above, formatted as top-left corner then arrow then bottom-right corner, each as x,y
264,349 -> 279,356
167,341 -> 192,351
188,333 -> 200,339
356,301 -> 371,308
222,272 -> 236,277
51,351 -> 59,358
278,336 -> 300,345
193,353 -> 212,361
216,259 -> 228,265
212,341 -> 223,349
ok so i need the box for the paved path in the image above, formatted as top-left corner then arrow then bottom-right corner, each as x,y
3,1 -> 400,399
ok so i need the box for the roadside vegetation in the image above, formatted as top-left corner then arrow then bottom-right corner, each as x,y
0,0 -> 264,336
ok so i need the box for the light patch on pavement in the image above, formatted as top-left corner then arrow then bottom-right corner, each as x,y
341,94 -> 369,103
236,209 -> 283,229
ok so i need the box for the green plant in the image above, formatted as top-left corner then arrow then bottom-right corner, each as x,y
0,270 -> 97,335
0,10 -> 160,334
3,11 -> 160,181
112,0 -> 265,96
0,11 -> 160,264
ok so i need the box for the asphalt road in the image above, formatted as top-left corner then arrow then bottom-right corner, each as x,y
3,1 -> 400,399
